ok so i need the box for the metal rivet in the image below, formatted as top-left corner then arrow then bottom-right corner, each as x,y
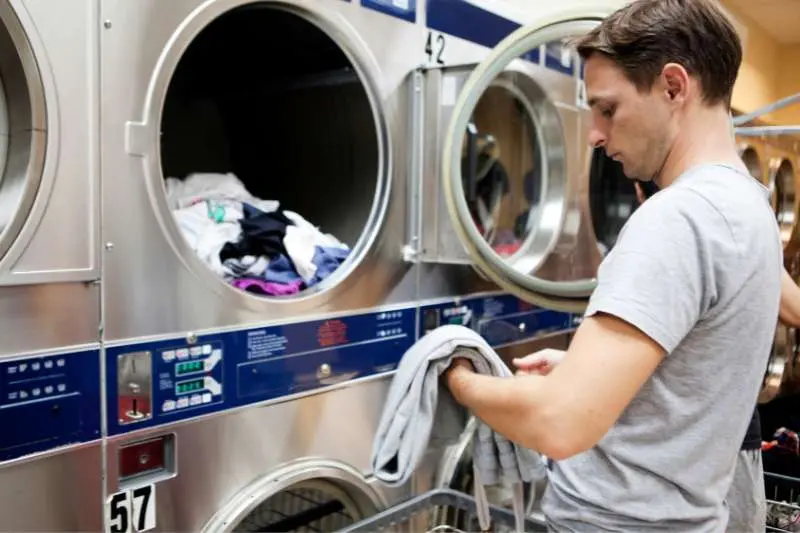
105,242 -> 114,250
318,364 -> 332,379
186,332 -> 197,345
103,20 -> 112,29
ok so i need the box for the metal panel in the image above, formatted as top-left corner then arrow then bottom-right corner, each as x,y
0,0 -> 99,282
0,443 -> 103,532
104,377 -> 414,532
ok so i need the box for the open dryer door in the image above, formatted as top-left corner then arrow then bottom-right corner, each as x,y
440,9 -> 614,313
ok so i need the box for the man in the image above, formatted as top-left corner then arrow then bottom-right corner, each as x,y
516,261 -> 800,533
445,0 -> 783,530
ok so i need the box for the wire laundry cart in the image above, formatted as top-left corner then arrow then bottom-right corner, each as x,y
336,488 -> 547,533
766,471 -> 800,532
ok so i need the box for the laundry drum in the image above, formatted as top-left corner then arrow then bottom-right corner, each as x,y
739,145 -> 762,181
772,158 -> 796,232
0,3 -> 46,261
159,3 -> 383,300
588,148 -> 641,256
202,462 -> 384,533
462,83 -> 545,260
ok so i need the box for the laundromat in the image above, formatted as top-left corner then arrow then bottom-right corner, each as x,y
0,0 -> 799,531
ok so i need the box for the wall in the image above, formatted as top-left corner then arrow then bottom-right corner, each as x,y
721,1 -> 782,123
721,1 -> 800,126
775,45 -> 800,126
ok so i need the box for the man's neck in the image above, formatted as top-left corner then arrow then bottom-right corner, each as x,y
655,105 -> 745,188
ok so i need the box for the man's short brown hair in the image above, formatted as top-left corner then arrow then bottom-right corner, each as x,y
573,0 -> 743,106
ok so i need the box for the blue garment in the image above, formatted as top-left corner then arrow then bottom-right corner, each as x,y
307,246 -> 349,287
264,254 -> 302,284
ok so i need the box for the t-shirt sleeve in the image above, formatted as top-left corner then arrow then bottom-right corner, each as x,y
585,190 -> 718,354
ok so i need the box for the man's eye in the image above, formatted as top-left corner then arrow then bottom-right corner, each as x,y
601,106 -> 616,118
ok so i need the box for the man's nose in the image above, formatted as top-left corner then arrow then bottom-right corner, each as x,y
587,127 -> 606,148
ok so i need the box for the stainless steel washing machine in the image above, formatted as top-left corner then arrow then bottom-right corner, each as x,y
412,0 -> 634,335
766,142 -> 800,256
0,0 -> 103,531
737,137 -> 767,183
403,0 -> 630,527
99,0 -> 426,531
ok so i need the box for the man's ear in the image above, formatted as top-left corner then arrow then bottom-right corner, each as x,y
660,63 -> 690,104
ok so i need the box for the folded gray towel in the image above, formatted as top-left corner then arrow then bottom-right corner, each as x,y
371,324 -> 547,531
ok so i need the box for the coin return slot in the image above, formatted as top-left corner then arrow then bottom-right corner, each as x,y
117,351 -> 153,425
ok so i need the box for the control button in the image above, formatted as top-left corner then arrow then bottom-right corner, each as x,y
31,362 -> 40,371
31,388 -> 40,397
202,344 -> 212,355
44,386 -> 53,395
189,346 -> 202,358
57,384 -> 66,393
202,393 -> 212,404
176,348 -> 189,360
176,397 -> 189,409
189,394 -> 202,406
18,363 -> 27,372
162,400 -> 176,412
212,349 -> 222,358
44,360 -> 53,369
56,359 -> 65,368
162,350 -> 175,362
7,392 -> 18,401
6,366 -> 16,375
19,391 -> 28,399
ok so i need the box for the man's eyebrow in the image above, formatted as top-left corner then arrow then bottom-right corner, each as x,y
586,97 -> 609,108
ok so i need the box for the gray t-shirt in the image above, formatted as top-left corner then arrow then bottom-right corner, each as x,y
541,164 -> 782,532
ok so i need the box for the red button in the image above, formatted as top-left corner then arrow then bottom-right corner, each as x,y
119,437 -> 166,479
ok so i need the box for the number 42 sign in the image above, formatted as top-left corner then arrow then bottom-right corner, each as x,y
105,484 -> 157,533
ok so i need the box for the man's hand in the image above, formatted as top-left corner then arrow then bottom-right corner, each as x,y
512,348 -> 566,376
445,358 -> 475,392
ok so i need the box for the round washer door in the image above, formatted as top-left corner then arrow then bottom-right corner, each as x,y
770,157 -> 800,248
441,8 -> 616,313
201,460 -> 384,533
0,2 -> 47,265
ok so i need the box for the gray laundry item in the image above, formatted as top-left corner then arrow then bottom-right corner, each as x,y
371,324 -> 547,531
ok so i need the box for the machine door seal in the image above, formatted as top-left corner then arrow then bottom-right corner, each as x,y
441,9 -> 613,313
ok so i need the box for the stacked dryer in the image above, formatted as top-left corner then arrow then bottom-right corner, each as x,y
0,1 -> 103,531
99,0 -> 422,531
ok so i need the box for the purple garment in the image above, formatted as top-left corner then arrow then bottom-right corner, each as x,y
231,277 -> 303,296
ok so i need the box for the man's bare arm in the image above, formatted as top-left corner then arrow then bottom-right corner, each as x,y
447,312 -> 665,459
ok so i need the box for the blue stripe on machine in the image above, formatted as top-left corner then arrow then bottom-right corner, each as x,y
426,0 -> 540,63
362,0 -> 417,23
544,42 -> 576,76
0,348 -> 101,462
102,295 -> 576,437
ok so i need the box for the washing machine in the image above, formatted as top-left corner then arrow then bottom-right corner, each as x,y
404,0 -> 634,527
98,0 -> 430,531
736,137 -> 767,183
0,1 -> 103,531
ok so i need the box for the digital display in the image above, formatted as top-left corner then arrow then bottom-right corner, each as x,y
176,360 -> 204,376
175,378 -> 204,395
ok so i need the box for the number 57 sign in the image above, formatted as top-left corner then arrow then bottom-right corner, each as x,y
105,484 -> 156,533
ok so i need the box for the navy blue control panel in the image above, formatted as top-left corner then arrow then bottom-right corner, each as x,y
105,306 -> 416,436
0,349 -> 101,462
105,295 -> 579,436
420,294 -> 578,347
362,0 -> 416,22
